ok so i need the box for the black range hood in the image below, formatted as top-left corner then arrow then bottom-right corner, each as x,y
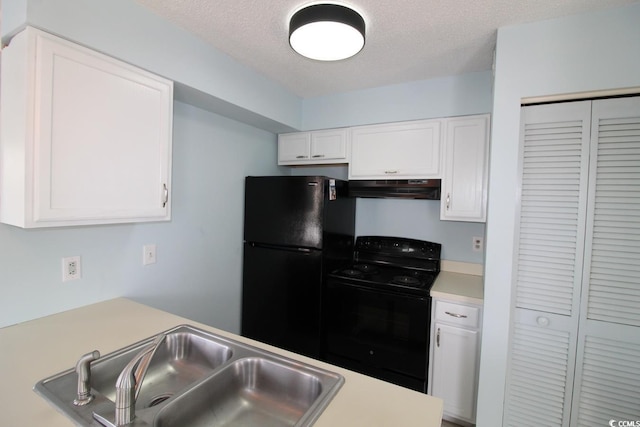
348,179 -> 441,200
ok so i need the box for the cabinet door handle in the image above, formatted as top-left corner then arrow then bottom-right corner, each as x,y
445,311 -> 467,319
162,183 -> 168,208
384,170 -> 398,174
436,328 -> 440,347
295,155 -> 306,159
311,154 -> 325,158
446,193 -> 451,210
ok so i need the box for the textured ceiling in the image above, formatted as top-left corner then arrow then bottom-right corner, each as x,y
135,0 -> 638,98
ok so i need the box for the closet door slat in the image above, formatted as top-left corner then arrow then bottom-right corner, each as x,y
586,103 -> 640,326
504,317 -> 573,427
515,104 -> 590,316
575,335 -> 640,426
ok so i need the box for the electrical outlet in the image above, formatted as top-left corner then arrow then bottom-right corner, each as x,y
143,244 -> 157,266
472,236 -> 484,252
62,256 -> 82,282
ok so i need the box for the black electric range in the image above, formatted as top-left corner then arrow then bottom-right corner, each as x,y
323,236 -> 441,393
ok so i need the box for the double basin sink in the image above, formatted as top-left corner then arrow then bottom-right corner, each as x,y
34,325 -> 344,426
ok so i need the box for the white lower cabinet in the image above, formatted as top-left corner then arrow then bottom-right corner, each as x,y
429,298 -> 482,424
0,27 -> 173,228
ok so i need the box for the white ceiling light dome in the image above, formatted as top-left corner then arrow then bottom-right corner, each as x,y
289,3 -> 366,61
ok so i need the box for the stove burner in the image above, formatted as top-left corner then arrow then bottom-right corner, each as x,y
391,275 -> 422,286
341,269 -> 365,278
354,264 -> 379,275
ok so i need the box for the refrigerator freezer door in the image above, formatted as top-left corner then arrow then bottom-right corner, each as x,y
241,243 -> 323,358
244,176 -> 325,249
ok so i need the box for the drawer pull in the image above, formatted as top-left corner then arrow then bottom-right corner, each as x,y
384,170 -> 398,174
295,155 -> 306,159
311,154 -> 325,158
445,311 -> 468,319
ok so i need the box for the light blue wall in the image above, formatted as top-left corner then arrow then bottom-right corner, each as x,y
355,199 -> 483,263
302,71 -> 493,130
2,0 -> 301,133
0,101 -> 283,329
0,0 -> 291,329
477,4 -> 640,426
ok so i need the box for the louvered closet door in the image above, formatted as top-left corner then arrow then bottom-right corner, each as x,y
504,101 -> 592,427
570,97 -> 640,426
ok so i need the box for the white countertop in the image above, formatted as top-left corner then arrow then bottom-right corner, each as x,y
431,271 -> 484,306
0,298 -> 443,427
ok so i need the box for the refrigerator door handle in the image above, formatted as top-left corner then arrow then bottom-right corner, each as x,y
246,242 -> 314,253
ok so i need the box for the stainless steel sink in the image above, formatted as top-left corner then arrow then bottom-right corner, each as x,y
154,357 -> 333,427
91,330 -> 232,408
34,325 -> 344,427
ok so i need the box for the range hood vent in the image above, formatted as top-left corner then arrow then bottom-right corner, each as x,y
348,179 -> 441,200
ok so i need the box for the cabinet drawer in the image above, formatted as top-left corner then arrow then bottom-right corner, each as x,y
434,300 -> 480,329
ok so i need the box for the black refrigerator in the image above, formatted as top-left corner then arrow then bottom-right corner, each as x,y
241,176 -> 356,359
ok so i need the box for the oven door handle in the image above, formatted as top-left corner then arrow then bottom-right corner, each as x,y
326,280 -> 429,301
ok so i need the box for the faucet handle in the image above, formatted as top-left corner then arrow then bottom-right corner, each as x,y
133,333 -> 166,400
73,350 -> 100,406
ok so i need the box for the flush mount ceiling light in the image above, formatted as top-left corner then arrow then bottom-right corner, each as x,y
289,4 -> 365,61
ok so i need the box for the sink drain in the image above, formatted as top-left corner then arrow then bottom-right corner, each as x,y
147,393 -> 173,408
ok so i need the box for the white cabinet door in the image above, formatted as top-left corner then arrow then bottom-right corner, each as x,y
440,115 -> 490,222
431,322 -> 479,422
278,129 -> 347,165
278,132 -> 311,163
310,128 -> 348,162
349,119 -> 441,179
0,27 -> 173,228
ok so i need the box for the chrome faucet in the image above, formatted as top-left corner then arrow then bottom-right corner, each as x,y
113,333 -> 166,426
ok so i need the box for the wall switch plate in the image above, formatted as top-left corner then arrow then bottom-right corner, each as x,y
143,244 -> 156,265
62,256 -> 82,282
473,236 -> 484,252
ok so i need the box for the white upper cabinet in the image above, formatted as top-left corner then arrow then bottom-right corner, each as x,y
278,128 -> 348,165
349,119 -> 441,179
278,132 -> 311,163
277,117 -> 491,222
0,27 -> 173,228
440,115 -> 490,222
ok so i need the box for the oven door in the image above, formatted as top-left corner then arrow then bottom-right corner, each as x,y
323,279 -> 431,390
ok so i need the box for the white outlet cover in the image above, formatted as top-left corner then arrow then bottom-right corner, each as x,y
62,256 -> 82,282
472,236 -> 484,252
143,244 -> 157,265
